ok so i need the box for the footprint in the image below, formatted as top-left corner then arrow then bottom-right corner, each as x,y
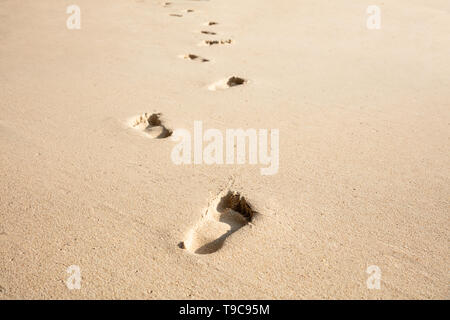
129,113 -> 172,139
180,190 -> 257,254
200,39 -> 233,46
170,13 -> 183,17
201,30 -> 217,35
208,76 -> 247,91
163,2 -> 171,7
202,40 -> 219,46
184,9 -> 194,13
204,21 -> 218,26
179,53 -> 209,63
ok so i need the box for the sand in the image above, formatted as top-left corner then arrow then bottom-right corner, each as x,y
0,0 -> 449,299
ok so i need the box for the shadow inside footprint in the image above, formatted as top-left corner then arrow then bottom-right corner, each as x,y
184,191 -> 257,255
208,76 -> 247,91
201,30 -> 217,35
227,76 -> 246,87
194,229 -> 236,254
181,54 -> 209,62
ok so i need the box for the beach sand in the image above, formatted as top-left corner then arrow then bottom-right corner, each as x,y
0,0 -> 449,299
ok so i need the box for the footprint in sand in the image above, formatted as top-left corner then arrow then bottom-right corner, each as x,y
200,39 -> 233,46
169,13 -> 183,17
204,21 -> 218,26
208,76 -> 247,91
179,190 -> 257,254
129,113 -> 172,139
178,53 -> 209,63
200,30 -> 217,35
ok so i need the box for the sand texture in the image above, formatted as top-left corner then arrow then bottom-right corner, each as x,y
0,0 -> 449,299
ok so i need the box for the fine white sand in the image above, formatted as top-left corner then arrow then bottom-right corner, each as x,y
0,0 -> 449,299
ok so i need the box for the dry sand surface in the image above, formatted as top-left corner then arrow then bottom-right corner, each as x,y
0,0 -> 449,299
